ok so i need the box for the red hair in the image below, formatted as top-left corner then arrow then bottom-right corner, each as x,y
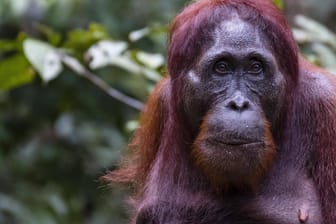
168,0 -> 299,85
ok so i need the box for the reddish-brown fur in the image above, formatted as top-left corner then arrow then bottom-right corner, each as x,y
105,0 -> 336,223
192,114 -> 276,192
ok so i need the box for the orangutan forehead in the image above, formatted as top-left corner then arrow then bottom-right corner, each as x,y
212,16 -> 264,51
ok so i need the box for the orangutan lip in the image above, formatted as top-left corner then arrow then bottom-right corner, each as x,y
225,142 -> 264,147
209,139 -> 264,147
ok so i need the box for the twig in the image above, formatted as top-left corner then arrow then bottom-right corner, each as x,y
59,53 -> 144,111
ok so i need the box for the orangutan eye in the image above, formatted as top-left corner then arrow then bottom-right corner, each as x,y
248,61 -> 263,74
214,60 -> 232,74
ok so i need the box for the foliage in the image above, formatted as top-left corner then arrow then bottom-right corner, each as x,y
272,0 -> 284,9
0,0 -> 183,223
0,22 -> 168,223
293,15 -> 336,73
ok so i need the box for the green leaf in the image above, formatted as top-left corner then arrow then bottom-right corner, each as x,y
37,24 -> 62,46
136,51 -> 164,69
0,39 -> 17,52
129,27 -> 150,42
272,0 -> 284,9
0,33 -> 28,53
23,38 -> 63,82
63,23 -> 110,55
15,32 -> 28,52
85,40 -> 162,81
85,40 -> 128,69
0,54 -> 35,90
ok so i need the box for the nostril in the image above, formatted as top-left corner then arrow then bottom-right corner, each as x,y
228,101 -> 238,110
242,101 -> 249,110
228,100 -> 250,112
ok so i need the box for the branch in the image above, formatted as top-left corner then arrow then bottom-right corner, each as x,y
59,53 -> 144,111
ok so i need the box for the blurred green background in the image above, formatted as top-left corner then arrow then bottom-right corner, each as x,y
0,0 -> 336,223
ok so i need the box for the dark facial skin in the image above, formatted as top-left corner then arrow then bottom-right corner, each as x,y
183,16 -> 284,190
183,15 -> 285,128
